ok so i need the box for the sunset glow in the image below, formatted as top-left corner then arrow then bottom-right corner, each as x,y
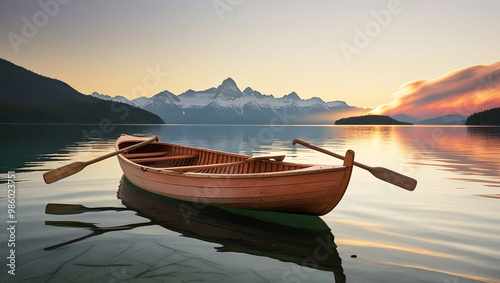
371,62 -> 500,119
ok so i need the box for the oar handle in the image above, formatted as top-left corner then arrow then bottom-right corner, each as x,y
293,139 -> 371,170
293,139 -> 343,159
86,136 -> 159,165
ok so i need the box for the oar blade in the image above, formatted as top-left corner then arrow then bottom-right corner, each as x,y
43,135 -> 159,185
43,161 -> 86,184
370,167 -> 417,191
45,220 -> 98,229
45,203 -> 89,215
45,203 -> 129,215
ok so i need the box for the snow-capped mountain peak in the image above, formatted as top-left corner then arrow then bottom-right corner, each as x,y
220,77 -> 239,90
214,77 -> 242,100
242,87 -> 254,97
327,100 -> 350,109
90,91 -> 109,100
152,90 -> 179,103
281,91 -> 301,100
90,92 -> 135,105
131,96 -> 150,107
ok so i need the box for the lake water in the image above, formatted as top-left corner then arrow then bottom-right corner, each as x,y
0,124 -> 499,282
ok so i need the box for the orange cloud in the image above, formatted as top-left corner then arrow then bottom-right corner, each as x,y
371,62 -> 500,119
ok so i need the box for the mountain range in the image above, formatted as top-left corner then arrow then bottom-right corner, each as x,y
92,78 -> 472,125
1,57 -> 486,125
91,78 -> 368,124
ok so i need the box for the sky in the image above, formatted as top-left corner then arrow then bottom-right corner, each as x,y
1,0 -> 499,112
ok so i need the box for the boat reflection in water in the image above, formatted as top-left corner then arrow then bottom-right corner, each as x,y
118,176 -> 346,282
44,176 -> 345,281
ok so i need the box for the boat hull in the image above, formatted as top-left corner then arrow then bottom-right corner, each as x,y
116,134 -> 354,215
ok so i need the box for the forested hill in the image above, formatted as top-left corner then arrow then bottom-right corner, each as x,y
335,115 -> 413,125
0,58 -> 164,124
465,107 -> 500,125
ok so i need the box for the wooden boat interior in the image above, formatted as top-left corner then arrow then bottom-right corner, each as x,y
119,141 -> 312,174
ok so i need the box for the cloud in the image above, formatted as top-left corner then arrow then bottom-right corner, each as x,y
371,62 -> 500,119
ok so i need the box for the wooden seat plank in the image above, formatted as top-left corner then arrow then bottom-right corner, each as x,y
124,151 -> 170,159
133,154 -> 198,164
164,155 -> 285,173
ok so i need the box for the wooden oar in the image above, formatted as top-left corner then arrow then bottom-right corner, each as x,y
292,139 -> 417,191
43,136 -> 159,184
45,203 -> 129,215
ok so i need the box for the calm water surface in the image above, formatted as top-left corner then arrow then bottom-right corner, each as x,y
0,124 -> 499,282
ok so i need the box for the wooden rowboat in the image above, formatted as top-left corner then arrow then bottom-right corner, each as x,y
115,134 -> 354,215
